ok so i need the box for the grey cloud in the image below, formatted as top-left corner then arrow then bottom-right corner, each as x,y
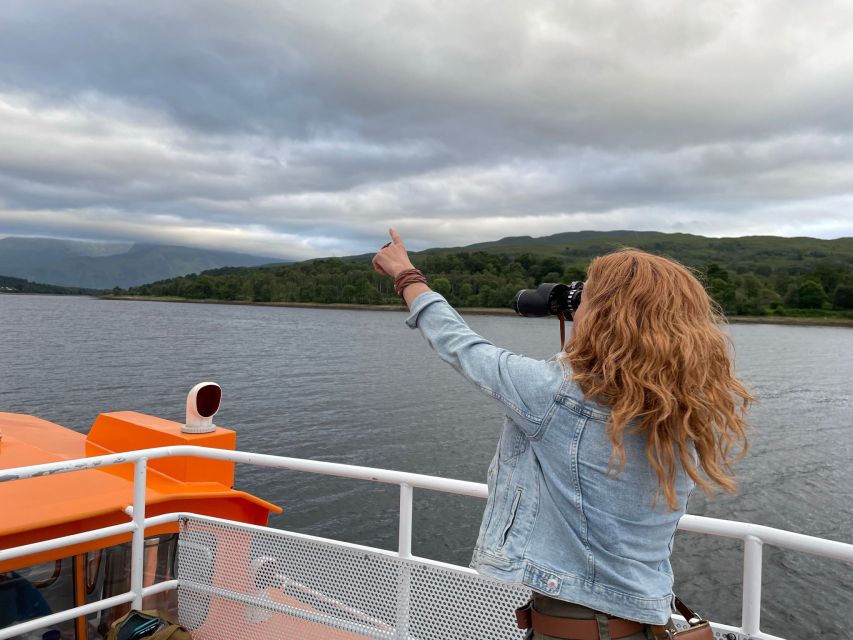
1,0 -> 852,257
4,1 -> 853,148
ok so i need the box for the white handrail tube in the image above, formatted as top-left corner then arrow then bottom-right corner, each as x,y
677,514 -> 853,564
741,535 -> 763,635
396,483 -> 415,638
0,445 -> 489,498
130,458 -> 148,609
398,482 -> 413,558
0,522 -> 136,563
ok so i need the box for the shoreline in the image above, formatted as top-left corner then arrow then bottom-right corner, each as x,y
103,295 -> 853,327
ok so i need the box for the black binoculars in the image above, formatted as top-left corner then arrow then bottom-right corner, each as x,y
512,282 -> 584,320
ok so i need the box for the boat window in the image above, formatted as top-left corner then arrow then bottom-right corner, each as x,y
0,535 -> 178,640
95,535 -> 179,638
1,557 -> 75,638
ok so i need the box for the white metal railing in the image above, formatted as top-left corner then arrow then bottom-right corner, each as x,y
1,446 -> 851,640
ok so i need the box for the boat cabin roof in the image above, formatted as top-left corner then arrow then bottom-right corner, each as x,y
0,411 -> 280,571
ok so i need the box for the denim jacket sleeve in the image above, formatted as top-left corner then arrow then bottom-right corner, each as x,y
405,291 -> 564,436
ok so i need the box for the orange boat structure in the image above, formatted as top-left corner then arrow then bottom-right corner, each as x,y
0,384 -> 391,640
0,410 -> 279,573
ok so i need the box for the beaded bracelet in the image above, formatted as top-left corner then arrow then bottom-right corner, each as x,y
394,268 -> 428,297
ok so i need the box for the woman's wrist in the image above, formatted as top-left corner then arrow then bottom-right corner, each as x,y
390,262 -> 416,279
401,282 -> 431,308
394,268 -> 428,297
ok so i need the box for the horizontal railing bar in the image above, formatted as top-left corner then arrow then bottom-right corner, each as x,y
0,592 -> 134,640
0,522 -> 137,563
144,512 -> 181,527
0,445 -> 488,498
0,513 -> 182,565
678,514 -> 853,563
143,579 -> 179,597
2,448 -> 851,563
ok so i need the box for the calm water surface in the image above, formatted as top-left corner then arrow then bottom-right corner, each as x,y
1,295 -> 851,639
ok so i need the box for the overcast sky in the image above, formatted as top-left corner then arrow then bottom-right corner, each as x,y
1,1 -> 852,259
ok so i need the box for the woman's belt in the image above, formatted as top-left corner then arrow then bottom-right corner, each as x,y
516,601 -> 668,639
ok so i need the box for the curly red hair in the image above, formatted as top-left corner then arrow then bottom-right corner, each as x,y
566,249 -> 753,510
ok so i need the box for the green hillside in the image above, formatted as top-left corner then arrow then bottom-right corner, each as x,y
117,231 -> 853,318
0,275 -> 102,295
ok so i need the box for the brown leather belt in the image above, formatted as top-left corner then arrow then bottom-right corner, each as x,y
516,601 -> 668,640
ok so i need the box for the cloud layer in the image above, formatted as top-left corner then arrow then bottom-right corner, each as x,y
1,0 -> 852,258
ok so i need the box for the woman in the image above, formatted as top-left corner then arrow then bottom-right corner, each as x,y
373,229 -> 752,640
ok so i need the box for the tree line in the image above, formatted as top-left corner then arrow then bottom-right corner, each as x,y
0,275 -> 99,295
119,247 -> 853,317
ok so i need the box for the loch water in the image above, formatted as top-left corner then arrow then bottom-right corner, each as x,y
1,294 -> 851,639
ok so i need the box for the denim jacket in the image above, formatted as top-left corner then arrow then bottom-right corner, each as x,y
406,292 -> 692,625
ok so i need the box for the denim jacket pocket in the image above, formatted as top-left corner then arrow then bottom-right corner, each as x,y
500,488 -> 523,548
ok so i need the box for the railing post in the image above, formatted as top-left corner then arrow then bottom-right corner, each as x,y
130,458 -> 148,609
395,483 -> 414,639
741,534 -> 763,636
398,482 -> 413,558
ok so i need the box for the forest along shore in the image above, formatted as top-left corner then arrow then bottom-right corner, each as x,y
112,234 -> 853,324
104,296 -> 853,327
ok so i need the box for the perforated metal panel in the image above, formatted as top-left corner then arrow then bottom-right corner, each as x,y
176,516 -> 530,639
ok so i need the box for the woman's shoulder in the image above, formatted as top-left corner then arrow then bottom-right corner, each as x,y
552,355 -> 611,421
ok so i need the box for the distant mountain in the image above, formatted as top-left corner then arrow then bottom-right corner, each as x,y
0,237 -> 283,289
425,230 -> 853,266
0,237 -> 132,275
460,229 -> 669,251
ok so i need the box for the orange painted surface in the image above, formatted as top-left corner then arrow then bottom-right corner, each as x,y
87,412 -> 238,487
73,553 -> 87,638
0,412 -> 281,572
199,595 -> 374,639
